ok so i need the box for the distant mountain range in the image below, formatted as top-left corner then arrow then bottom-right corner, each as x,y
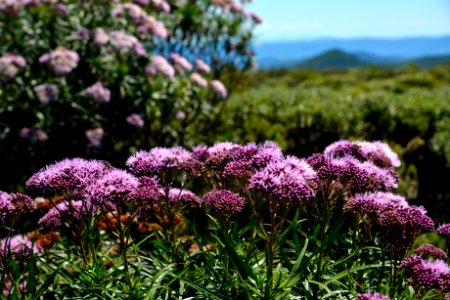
292,49 -> 450,70
256,36 -> 450,69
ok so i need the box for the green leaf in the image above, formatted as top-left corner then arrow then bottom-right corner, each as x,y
209,216 -> 256,281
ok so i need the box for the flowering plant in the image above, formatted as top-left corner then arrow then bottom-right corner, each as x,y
1,139 -> 447,299
0,0 -> 260,188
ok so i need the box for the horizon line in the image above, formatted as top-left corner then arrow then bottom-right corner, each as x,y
255,34 -> 450,44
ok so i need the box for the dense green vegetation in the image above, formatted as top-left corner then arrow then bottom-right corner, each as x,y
215,64 -> 450,220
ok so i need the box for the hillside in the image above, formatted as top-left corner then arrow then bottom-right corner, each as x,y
296,49 -> 367,69
260,49 -> 450,70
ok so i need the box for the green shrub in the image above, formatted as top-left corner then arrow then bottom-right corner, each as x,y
0,0 -> 260,190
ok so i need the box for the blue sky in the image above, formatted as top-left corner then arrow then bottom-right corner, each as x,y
247,0 -> 450,42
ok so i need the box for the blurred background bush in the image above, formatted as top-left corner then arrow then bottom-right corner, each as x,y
0,0 -> 259,190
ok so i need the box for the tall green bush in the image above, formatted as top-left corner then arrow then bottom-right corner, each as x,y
0,0 -> 260,189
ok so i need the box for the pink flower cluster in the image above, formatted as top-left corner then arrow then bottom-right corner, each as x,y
415,243 -> 448,260
110,31 -> 146,56
308,140 -> 400,192
347,192 -> 434,246
127,146 -> 202,176
39,48 -> 79,76
34,83 -> 58,105
203,189 -> 245,216
113,3 -> 168,38
127,113 -> 145,128
85,81 -> 111,103
0,53 -> 26,81
0,236 -> 41,260
401,255 -> 450,291
145,55 -> 175,79
0,191 -> 35,220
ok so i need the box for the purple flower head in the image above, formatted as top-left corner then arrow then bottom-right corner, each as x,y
346,192 -> 409,216
438,224 -> 450,239
86,127 -> 104,148
325,140 -> 400,169
193,142 -> 240,171
38,200 -> 93,228
401,256 -> 450,289
26,158 -> 113,196
378,206 -> 434,245
85,82 -> 111,103
88,169 -> 139,206
196,59 -> 211,73
88,169 -> 139,204
353,292 -> 391,300
345,159 -> 399,192
223,160 -> 255,179
93,27 -> 109,45
0,191 -> 13,221
325,140 -> 364,160
146,55 -> 175,79
34,84 -> 58,105
228,143 -> 259,161
165,188 -> 202,209
203,142 -> 283,180
170,53 -> 192,71
126,113 -> 145,128
210,80 -> 227,99
127,146 -> 201,177
135,176 -> 161,219
9,193 -> 35,215
354,141 -> 401,168
0,53 -> 26,81
283,156 -> 318,182
135,176 -> 160,202
249,158 -> 316,206
39,48 -> 79,76
252,141 -> 284,167
190,72 -> 208,87
415,244 -> 448,260
0,236 -> 41,260
308,154 -> 351,183
203,189 -> 244,216
221,143 -> 260,178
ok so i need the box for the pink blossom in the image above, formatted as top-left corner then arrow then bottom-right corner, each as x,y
127,113 -> 145,128
210,80 -> 227,98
